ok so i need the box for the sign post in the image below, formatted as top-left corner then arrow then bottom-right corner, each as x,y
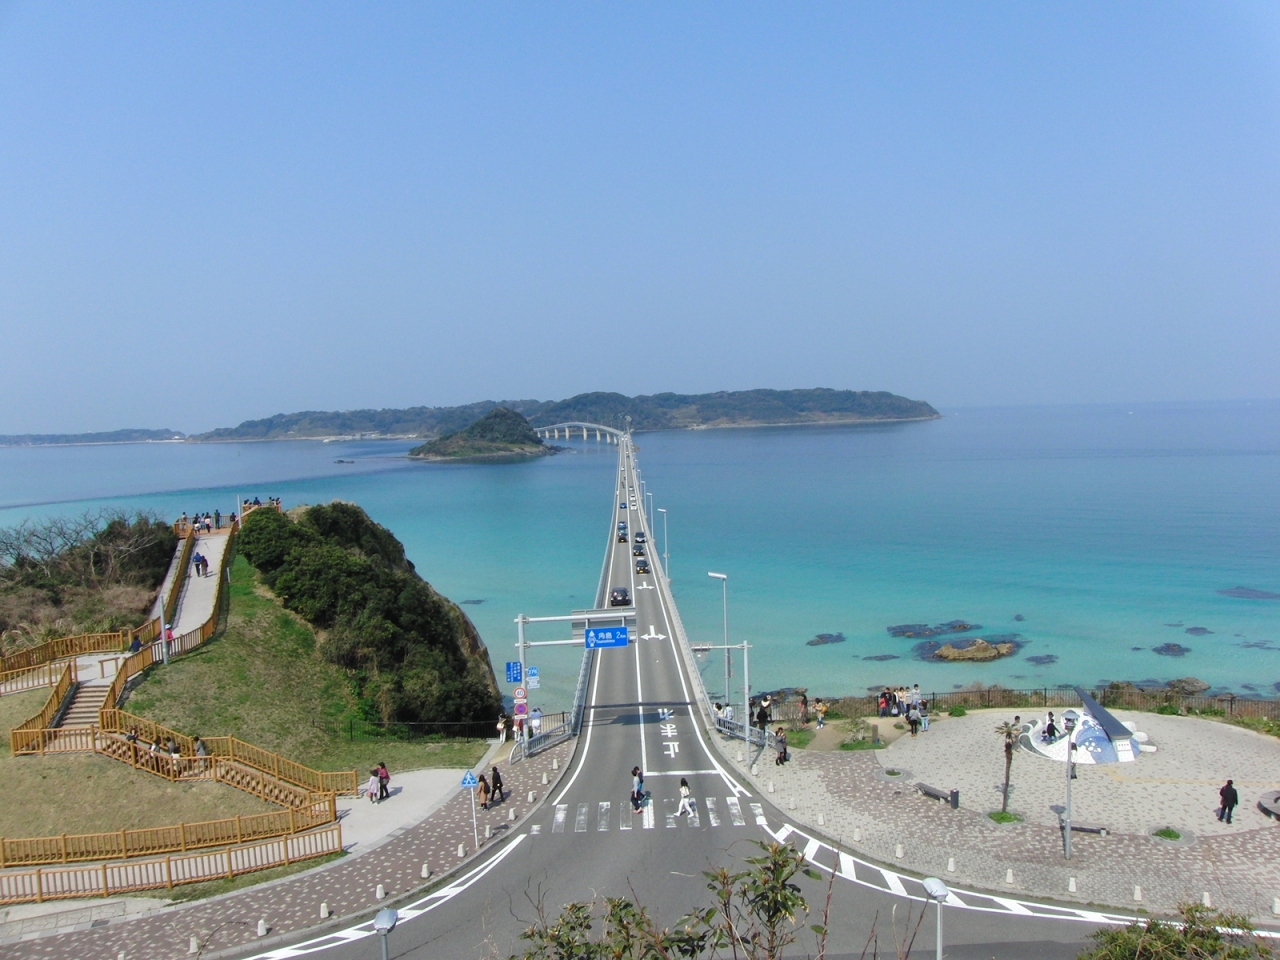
505,661 -> 522,684
461,770 -> 479,850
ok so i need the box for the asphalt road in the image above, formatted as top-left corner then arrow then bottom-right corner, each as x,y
253,439 -> 1101,960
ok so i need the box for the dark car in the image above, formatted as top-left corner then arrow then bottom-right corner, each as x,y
609,587 -> 630,607
632,544 -> 645,557
620,502 -> 627,510
617,530 -> 628,542
635,558 -> 650,575
634,531 -> 646,544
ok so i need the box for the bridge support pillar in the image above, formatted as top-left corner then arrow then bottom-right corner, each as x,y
582,426 -> 587,440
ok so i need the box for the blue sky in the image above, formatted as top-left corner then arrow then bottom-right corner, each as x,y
1,3 -> 1277,433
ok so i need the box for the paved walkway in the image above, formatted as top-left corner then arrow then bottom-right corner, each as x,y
171,533 -> 231,635
721,708 -> 1280,921
2,741 -> 575,959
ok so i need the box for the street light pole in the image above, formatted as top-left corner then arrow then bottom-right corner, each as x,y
657,508 -> 668,582
1063,710 -> 1079,859
708,572 -> 731,717
922,878 -> 949,960
646,491 -> 653,527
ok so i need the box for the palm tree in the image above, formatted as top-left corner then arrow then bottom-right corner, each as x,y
995,721 -> 1019,813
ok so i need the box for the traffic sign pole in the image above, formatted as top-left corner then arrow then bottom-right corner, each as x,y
517,615 -> 528,752
461,771 -> 480,849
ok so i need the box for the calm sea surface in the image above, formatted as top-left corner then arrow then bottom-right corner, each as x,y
2,401 -> 1278,711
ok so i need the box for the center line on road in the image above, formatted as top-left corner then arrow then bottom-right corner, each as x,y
552,804 -> 567,833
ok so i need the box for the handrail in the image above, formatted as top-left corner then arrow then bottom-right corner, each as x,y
0,792 -> 336,868
0,633 -> 127,675
163,530 -> 197,628
0,661 -> 64,695
0,824 -> 342,906
8,662 -> 77,754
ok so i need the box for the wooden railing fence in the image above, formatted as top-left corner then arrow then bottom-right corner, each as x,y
8,662 -> 77,754
0,824 -> 341,905
0,661 -> 65,695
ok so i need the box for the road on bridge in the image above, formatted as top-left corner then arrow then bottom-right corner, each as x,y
246,437 -> 1102,960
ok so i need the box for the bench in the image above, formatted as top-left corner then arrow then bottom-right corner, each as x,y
1061,819 -> 1109,837
1258,790 -> 1280,821
917,782 -> 959,809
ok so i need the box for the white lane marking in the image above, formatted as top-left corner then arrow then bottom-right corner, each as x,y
880,869 -> 907,896
726,797 -> 746,825
644,769 -> 720,777
241,835 -> 527,959
636,582 -> 655,590
705,797 -> 720,826
992,897 -> 1034,916
530,824 -> 541,835
634,624 -> 648,773
620,804 -> 633,830
552,805 -> 567,833
750,802 -> 767,826
837,851 -> 856,879
552,635 -> 604,804
598,801 -> 610,831
643,801 -> 655,829
802,838 -> 822,863
641,624 -> 666,640
687,800 -> 701,828
574,803 -> 588,832
665,800 -> 679,829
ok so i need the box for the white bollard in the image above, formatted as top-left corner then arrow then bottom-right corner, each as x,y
541,772 -> 548,785
737,750 -> 745,763
552,758 -> 558,770
1006,869 -> 1015,885
751,763 -> 759,776
1068,877 -> 1077,893
895,843 -> 905,859
1273,897 -> 1280,916
458,843 -> 467,858
788,797 -> 796,810
947,857 -> 956,873
188,937 -> 200,955
853,827 -> 862,842
767,780 -> 775,793
818,812 -> 825,826
1202,892 -> 1212,908
376,884 -> 386,900
528,790 -> 535,802
1133,886 -> 1142,902
485,824 -> 492,839
509,808 -> 517,821
420,863 -> 431,879
320,903 -> 330,918
257,920 -> 268,938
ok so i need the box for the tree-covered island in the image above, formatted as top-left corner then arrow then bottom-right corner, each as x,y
408,407 -> 553,462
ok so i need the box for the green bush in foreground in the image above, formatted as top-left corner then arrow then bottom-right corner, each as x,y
948,704 -> 967,717
1077,903 -> 1270,959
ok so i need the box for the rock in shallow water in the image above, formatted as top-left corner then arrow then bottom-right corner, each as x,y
1219,586 -> 1280,600
1025,654 -> 1058,666
1153,642 -> 1191,657
807,632 -> 846,646
1184,626 -> 1213,636
862,654 -> 899,661
1166,676 -> 1210,695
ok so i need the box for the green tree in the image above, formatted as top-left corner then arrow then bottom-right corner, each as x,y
995,721 -> 1019,814
1077,903 -> 1271,960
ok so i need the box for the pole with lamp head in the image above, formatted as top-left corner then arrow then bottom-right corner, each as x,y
707,572 -> 734,732
922,878 -> 949,960
373,908 -> 398,960
1062,709 -> 1079,859
657,507 -> 669,582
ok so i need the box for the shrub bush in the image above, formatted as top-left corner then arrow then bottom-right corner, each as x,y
948,704 -> 967,717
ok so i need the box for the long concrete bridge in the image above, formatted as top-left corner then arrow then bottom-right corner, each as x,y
534,421 -> 625,443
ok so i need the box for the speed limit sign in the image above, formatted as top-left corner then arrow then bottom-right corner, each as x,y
513,687 -> 527,701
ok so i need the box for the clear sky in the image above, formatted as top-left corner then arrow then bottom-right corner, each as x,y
1,3 -> 1277,433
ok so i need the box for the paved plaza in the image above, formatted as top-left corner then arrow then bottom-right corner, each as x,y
723,707 -> 1280,921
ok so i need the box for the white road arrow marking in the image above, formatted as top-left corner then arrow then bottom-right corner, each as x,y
640,624 -> 666,640
636,582 -> 655,590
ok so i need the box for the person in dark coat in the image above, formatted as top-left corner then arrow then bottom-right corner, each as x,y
490,765 -> 504,803
1218,779 -> 1239,824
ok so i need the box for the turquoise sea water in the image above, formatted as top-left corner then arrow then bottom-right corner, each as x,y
2,401 -> 1278,710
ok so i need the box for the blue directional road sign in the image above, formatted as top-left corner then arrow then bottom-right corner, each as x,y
505,661 -> 522,684
460,770 -> 478,788
585,626 -> 629,649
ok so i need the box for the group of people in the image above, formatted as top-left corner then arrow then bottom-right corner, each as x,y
475,765 -> 505,810
364,762 -> 393,803
121,727 -> 209,772
495,708 -> 543,746
191,551 -> 212,577
242,496 -> 280,510
877,685 -> 930,737
179,511 -> 226,533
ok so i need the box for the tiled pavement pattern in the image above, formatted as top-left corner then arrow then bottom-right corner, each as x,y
4,741 -> 574,960
720,710 -> 1280,921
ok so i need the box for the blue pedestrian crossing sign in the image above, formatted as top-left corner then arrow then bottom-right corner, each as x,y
461,770 -> 478,788
505,661 -> 522,684
585,626 -> 629,649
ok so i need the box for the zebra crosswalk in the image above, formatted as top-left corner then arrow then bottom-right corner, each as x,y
548,796 -> 765,835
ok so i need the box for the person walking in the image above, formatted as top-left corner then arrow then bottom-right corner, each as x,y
491,765 -> 504,803
477,774 -> 491,810
1218,779 -> 1239,824
774,727 -> 788,765
630,766 -> 644,812
919,699 -> 930,732
815,698 -> 827,729
799,694 -> 809,725
677,777 -> 695,817
376,762 -> 391,801
365,769 -> 380,803
907,704 -> 921,737
496,711 -> 508,745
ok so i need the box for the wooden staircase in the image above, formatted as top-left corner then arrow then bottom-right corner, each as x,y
59,684 -> 111,728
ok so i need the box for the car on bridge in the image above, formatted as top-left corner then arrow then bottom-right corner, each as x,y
609,587 -> 630,606
632,544 -> 645,557
634,531 -> 646,544
617,530 -> 628,542
635,558 -> 650,575
619,502 -> 627,510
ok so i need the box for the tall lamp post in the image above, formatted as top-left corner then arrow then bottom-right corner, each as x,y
373,908 -> 398,960
922,878 -> 949,960
646,490 -> 654,527
1062,709 -> 1079,859
657,507 -> 669,581
708,572 -> 741,732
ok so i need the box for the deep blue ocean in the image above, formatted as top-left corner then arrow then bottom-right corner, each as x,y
2,401 -> 1278,711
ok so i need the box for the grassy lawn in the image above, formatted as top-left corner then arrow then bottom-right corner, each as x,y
125,555 -> 487,773
1,688 -> 272,839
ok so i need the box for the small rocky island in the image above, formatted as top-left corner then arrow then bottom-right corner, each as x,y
807,632 -> 846,646
409,407 -> 553,462
932,638 -> 1017,661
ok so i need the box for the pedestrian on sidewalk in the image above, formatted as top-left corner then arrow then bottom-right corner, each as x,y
376,762 -> 390,801
907,704 -> 921,737
477,774 -> 491,810
1218,779 -> 1239,824
491,766 -> 504,803
192,552 -> 203,577
365,769 -> 380,803
677,777 -> 695,817
774,727 -> 788,765
799,694 -> 809,725
214,509 -> 221,529
815,698 -> 827,728
919,700 -> 930,732
631,766 -> 644,812
496,711 -> 508,744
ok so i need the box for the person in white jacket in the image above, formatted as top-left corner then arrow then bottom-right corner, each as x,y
677,777 -> 695,817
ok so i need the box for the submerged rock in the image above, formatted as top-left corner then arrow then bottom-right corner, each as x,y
1025,654 -> 1059,666
1013,614 -> 1025,622
1131,647 -> 1145,651
1184,627 -> 1213,636
1219,586 -> 1280,600
460,599 -> 486,605
1153,643 -> 1191,657
807,632 -> 846,646
1164,622 -> 1184,628
862,654 -> 899,662
1166,676 -> 1210,695
887,620 -> 981,639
